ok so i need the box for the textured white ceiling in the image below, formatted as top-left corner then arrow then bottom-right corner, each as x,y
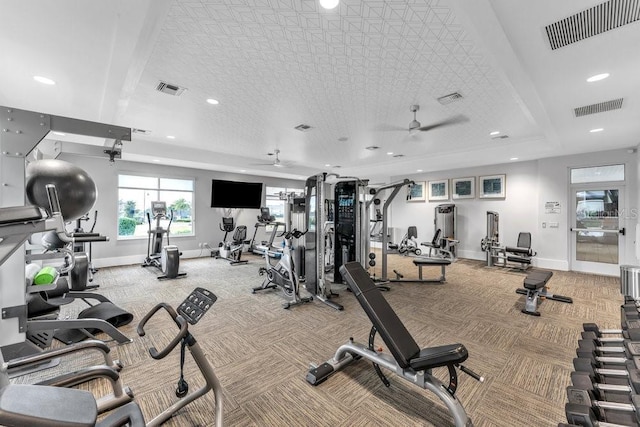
1,0 -> 639,181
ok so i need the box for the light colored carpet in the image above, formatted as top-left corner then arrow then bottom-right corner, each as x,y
11,253 -> 621,426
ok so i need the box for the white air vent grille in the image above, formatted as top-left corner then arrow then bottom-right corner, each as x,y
132,128 -> 151,135
492,135 -> 509,140
545,0 -> 640,50
294,124 -> 313,132
574,98 -> 624,117
437,92 -> 464,105
155,81 -> 187,96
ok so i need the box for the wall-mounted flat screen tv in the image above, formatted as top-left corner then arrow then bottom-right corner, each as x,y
210,179 -> 263,209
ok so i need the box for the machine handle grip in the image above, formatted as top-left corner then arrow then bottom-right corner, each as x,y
457,364 -> 484,383
137,303 -> 188,359
73,235 -> 109,242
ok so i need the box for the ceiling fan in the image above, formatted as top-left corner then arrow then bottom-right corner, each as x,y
380,105 -> 468,136
251,149 -> 287,168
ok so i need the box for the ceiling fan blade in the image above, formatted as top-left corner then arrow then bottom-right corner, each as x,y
417,115 -> 468,132
374,124 -> 407,132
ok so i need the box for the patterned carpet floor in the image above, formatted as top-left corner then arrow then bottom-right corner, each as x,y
11,252 -> 622,426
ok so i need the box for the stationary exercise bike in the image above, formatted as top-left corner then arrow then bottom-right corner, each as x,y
142,201 -> 186,280
253,229 -> 313,309
216,217 -> 248,265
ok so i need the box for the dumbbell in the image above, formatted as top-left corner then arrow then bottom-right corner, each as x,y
572,360 -> 638,390
578,338 -> 640,359
565,402 -> 640,427
576,346 -> 640,372
584,324 -> 640,342
571,363 -> 640,397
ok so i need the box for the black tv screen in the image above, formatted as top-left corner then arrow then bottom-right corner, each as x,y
211,179 -> 263,209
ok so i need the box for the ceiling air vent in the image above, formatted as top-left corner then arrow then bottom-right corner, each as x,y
132,128 -> 151,135
437,92 -> 463,105
574,98 -> 624,117
492,135 -> 509,140
155,81 -> 187,96
294,124 -> 314,132
545,0 -> 640,50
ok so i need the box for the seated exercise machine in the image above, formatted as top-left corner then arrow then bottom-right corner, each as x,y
253,229 -> 313,309
0,287 -> 224,427
480,211 -> 537,270
214,217 -> 248,265
307,262 -> 483,427
515,270 -> 573,316
142,201 -> 186,280
71,210 -> 103,289
389,226 -> 422,256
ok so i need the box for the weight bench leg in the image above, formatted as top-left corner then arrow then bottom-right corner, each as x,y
521,290 -> 541,316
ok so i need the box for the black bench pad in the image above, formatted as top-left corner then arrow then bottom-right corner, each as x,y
413,258 -> 451,266
523,270 -> 553,290
409,343 -> 468,371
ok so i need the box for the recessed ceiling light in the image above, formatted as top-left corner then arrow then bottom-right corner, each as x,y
590,128 -> 604,133
587,73 -> 610,83
510,157 -> 518,161
325,164 -> 331,167
489,131 -> 500,136
166,135 -> 176,139
240,169 -> 246,173
152,159 -> 161,162
33,75 -> 56,85
51,131 -> 65,136
417,169 -> 423,172
319,0 -> 339,9
386,152 -> 393,155
206,98 -> 219,105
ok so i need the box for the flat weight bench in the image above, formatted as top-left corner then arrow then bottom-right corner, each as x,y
515,270 -> 573,316
391,257 -> 452,283
307,261 -> 483,427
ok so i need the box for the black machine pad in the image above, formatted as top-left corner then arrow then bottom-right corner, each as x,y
413,258 -> 452,266
178,287 -> 217,325
340,262 -> 467,369
523,270 -> 553,290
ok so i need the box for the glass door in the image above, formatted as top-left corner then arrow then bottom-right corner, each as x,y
571,186 -> 625,276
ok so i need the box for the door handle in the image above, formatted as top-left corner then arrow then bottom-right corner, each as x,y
570,227 -> 625,235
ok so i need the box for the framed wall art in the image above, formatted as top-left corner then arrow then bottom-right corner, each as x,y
479,174 -> 506,199
452,177 -> 475,200
428,179 -> 449,201
406,181 -> 426,202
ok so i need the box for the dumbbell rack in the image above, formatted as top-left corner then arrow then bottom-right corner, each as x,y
562,266 -> 640,426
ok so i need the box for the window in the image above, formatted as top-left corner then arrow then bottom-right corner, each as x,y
117,174 -> 194,239
265,186 -> 304,225
571,164 -> 624,184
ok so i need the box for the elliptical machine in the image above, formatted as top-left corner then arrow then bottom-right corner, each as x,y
142,201 -> 186,280
253,229 -> 313,309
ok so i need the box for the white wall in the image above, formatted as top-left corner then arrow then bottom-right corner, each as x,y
390,148 -> 637,271
59,153 -> 305,267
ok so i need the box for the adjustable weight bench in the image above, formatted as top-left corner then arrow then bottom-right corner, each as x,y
515,270 -> 573,316
391,257 -> 451,283
307,261 -> 482,427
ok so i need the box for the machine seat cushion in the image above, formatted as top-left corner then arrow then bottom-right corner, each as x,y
523,270 -> 553,290
409,343 -> 469,371
0,384 -> 96,426
413,257 -> 452,266
507,255 -> 531,264
505,246 -> 532,255
0,206 -> 43,225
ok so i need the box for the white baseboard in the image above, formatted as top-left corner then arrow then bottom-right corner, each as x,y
92,249 -> 210,268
